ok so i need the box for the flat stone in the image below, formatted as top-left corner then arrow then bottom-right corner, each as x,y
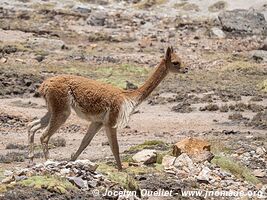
173,153 -> 195,172
218,9 -> 267,35
60,168 -> 70,175
68,177 -> 89,189
44,160 -> 59,167
253,169 -> 266,178
197,167 -> 211,183
210,27 -> 226,39
132,149 -> 157,165
161,155 -> 176,169
1,176 -> 14,184
73,160 -> 98,171
4,170 -> 13,177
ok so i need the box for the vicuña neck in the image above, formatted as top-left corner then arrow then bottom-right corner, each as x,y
127,59 -> 169,103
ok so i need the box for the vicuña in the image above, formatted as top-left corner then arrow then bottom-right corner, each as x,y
28,47 -> 188,170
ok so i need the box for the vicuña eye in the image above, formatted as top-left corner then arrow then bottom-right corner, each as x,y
172,62 -> 180,65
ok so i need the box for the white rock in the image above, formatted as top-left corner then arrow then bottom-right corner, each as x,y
210,27 -> 226,39
44,160 -> 59,167
73,159 -> 98,171
60,168 -> 71,175
34,163 -> 44,168
4,170 -> 13,177
173,153 -> 195,172
253,169 -> 266,178
196,166 -> 211,183
132,150 -> 157,165
1,176 -> 14,184
161,155 -> 176,169
256,147 -> 266,156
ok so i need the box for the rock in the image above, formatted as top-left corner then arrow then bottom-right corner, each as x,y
1,176 -> 14,184
256,147 -> 266,156
44,160 -> 60,167
35,55 -> 45,62
87,11 -> 108,26
73,160 -> 98,171
196,167 -> 211,183
88,179 -> 98,188
27,38 -> 65,51
0,57 -> 7,63
161,155 -> 176,169
14,175 -> 27,181
210,27 -> 226,39
253,169 -> 266,178
218,9 -> 267,35
4,170 -> 13,177
173,153 -> 195,172
191,151 -> 214,163
68,177 -> 88,189
250,50 -> 267,62
172,137 -> 212,160
220,104 -> 229,112
72,5 -> 91,14
132,149 -> 157,165
60,168 -> 70,175
125,81 -> 138,90
260,38 -> 267,51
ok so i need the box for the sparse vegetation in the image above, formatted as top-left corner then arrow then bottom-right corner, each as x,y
19,176 -> 75,194
212,155 -> 260,185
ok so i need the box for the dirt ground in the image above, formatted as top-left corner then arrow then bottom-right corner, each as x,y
0,0 -> 266,199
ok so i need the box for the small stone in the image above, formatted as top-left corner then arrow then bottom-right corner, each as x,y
14,175 -> 27,181
132,149 -> 157,165
161,155 -> 176,169
88,180 -> 98,188
174,153 -> 195,172
44,160 -> 59,167
60,168 -> 70,175
1,176 -> 14,184
210,27 -> 226,39
34,163 -> 44,168
256,147 -> 266,156
73,160 -> 98,171
253,169 -> 266,178
68,177 -> 88,189
4,170 -> 13,177
197,167 -> 211,183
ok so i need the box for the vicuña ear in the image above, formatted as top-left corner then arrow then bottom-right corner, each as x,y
165,47 -> 172,61
170,46 -> 174,53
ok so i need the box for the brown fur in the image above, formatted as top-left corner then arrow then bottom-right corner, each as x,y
28,47 -> 187,170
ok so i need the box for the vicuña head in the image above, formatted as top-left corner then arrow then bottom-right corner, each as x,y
28,46 -> 188,170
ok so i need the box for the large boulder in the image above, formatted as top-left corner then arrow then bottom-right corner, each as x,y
218,9 -> 267,35
172,137 -> 213,163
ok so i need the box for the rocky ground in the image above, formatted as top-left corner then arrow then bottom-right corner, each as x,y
0,0 -> 267,199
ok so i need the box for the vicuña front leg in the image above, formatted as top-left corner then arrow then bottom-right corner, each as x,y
71,122 -> 103,161
105,125 -> 122,170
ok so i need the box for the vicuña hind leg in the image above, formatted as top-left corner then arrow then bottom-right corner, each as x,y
71,122 -> 103,161
105,126 -> 122,170
40,109 -> 70,160
28,112 -> 51,161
